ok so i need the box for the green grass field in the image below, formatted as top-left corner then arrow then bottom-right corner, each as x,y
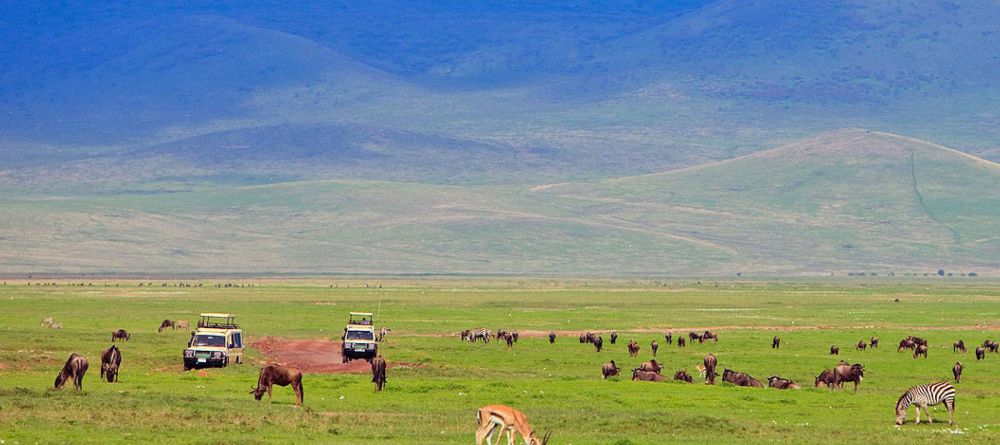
1,279 -> 998,444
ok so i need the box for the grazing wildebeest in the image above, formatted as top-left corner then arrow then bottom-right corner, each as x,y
953,340 -> 966,353
703,353 -> 718,385
593,335 -> 603,352
870,336 -> 879,348
678,337 -> 686,348
636,359 -> 662,375
548,332 -> 556,344
54,353 -> 88,390
111,329 -> 130,342
914,344 -> 928,359
721,369 -> 763,388
461,330 -> 471,341
175,320 -> 189,331
983,340 -> 998,353
504,332 -> 514,348
976,346 -> 986,360
830,345 -> 839,355
496,329 -> 508,342
832,363 -> 864,392
158,319 -> 175,333
100,345 -> 122,383
702,331 -> 718,343
371,355 -> 387,392
650,340 -> 658,357
610,331 -> 618,345
814,369 -> 835,388
602,361 -> 621,379
627,340 -> 639,357
898,338 -> 916,351
632,370 -> 665,382
586,332 -> 597,344
664,332 -> 673,345
688,332 -> 702,343
856,340 -> 867,351
772,336 -> 780,349
767,376 -> 800,389
250,364 -> 304,405
511,331 -> 519,343
953,362 -> 963,383
674,370 -> 693,383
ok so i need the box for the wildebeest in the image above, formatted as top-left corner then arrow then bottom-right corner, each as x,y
461,329 -> 471,341
627,340 -> 639,357
111,329 -> 129,342
856,340 -> 867,351
830,345 -> 839,355
593,336 -> 603,352
674,370 -> 693,383
175,320 -> 189,331
703,353 -> 718,385
767,376 -> 800,389
548,332 -> 556,344
636,359 -> 662,375
898,338 -> 916,351
610,331 -> 618,345
602,360 -> 621,379
870,336 -> 879,348
701,331 -> 718,343
371,355 -> 387,392
772,336 -> 780,349
100,345 -> 121,383
511,331 -> 519,343
632,370 -> 665,382
54,353 -> 88,390
913,344 -> 928,359
158,319 -> 175,333
504,332 -> 514,348
650,340 -> 659,356
250,364 -> 304,405
664,332 -> 673,345
579,333 -> 587,343
722,369 -> 763,387
677,337 -> 686,348
832,363 -> 864,392
953,362 -> 963,383
983,340 -> 998,353
496,329 -> 508,341
814,369 -> 835,388
976,346 -> 986,360
688,332 -> 703,343
953,340 -> 966,353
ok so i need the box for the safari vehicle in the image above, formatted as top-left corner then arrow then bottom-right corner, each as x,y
183,313 -> 244,370
342,312 -> 377,363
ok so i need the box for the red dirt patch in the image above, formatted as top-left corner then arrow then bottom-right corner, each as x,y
0,362 -> 8,370
252,337 -> 371,374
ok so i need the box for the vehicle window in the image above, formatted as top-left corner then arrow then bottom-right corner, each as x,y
346,330 -> 374,341
193,335 -> 226,347
233,333 -> 242,348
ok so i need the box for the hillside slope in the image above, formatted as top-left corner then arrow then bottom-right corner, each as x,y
1,130 -> 996,276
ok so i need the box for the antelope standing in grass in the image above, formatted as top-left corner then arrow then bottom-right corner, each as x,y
476,405 -> 550,445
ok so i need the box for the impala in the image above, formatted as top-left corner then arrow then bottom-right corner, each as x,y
476,405 -> 551,445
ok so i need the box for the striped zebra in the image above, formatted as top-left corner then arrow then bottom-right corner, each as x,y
895,382 -> 956,426
468,328 -> 492,343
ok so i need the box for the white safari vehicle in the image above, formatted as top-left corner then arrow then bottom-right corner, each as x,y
183,313 -> 244,370
342,312 -> 378,363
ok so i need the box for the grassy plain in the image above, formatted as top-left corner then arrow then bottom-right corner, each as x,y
1,279 -> 998,444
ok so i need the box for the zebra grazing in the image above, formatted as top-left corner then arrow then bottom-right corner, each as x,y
895,382 -> 956,426
469,328 -> 492,343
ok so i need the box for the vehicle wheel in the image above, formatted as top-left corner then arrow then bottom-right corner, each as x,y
183,364 -> 192,371
224,357 -> 229,367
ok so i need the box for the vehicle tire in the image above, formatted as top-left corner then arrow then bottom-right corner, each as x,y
223,356 -> 229,367
183,364 -> 192,371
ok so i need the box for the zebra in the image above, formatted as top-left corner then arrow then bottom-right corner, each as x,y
468,328 -> 492,343
895,382 -> 956,426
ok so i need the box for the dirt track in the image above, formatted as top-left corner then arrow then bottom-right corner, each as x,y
252,337 -> 371,374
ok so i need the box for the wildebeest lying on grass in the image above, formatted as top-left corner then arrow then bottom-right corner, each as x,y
250,364 -> 303,405
767,376 -> 800,389
632,370 -> 665,382
815,369 -> 835,388
111,329 -> 129,342
722,369 -> 763,387
635,359 -> 662,375
832,363 -> 864,391
54,353 -> 88,390
602,361 -> 620,379
100,345 -> 121,383
371,355 -> 387,391
674,370 -> 693,383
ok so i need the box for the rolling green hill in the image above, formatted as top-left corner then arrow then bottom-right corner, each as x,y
2,129 -> 996,276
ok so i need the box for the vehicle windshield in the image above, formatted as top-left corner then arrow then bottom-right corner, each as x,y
346,330 -> 374,341
192,334 -> 226,347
